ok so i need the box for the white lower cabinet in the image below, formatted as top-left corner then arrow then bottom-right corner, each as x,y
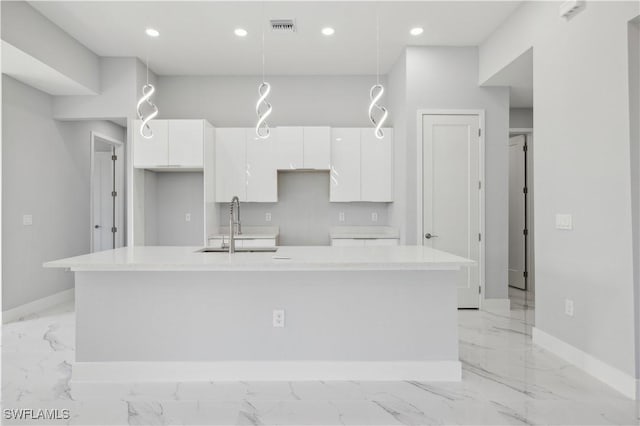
331,238 -> 399,247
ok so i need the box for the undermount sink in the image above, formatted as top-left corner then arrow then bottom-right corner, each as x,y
197,247 -> 278,253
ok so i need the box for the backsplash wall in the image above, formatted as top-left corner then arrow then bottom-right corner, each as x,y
217,171 -> 389,246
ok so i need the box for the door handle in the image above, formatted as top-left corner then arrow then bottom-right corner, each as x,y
94,225 -> 101,229
425,233 -> 438,239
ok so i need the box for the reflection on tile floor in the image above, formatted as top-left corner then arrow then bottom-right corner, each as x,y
2,288 -> 639,425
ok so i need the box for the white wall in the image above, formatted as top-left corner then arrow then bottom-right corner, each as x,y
392,47 -> 510,300
0,1 -> 100,94
2,76 -> 125,310
54,57 -> 157,121
481,1 -> 640,380
387,51 -> 408,244
510,108 -> 533,128
156,75 -> 383,127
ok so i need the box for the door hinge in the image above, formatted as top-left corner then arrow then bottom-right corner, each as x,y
111,154 -> 117,161
523,187 -> 528,194
111,226 -> 117,233
478,181 -> 482,190
111,191 -> 117,197
523,229 -> 528,236
478,128 -> 482,137
523,144 -> 528,152
478,233 -> 482,242
524,271 -> 528,278
478,286 -> 482,294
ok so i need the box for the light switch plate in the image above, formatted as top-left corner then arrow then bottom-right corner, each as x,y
565,299 -> 574,317
185,213 -> 191,222
339,212 -> 345,222
371,212 -> 378,222
23,215 -> 33,226
555,214 -> 573,230
265,212 -> 272,222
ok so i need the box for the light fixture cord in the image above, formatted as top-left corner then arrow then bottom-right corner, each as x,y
261,1 -> 266,83
376,2 -> 380,85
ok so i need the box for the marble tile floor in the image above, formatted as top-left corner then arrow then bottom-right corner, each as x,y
1,290 -> 638,425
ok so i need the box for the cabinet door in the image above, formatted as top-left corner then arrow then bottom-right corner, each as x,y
168,120 -> 204,168
303,127 -> 330,169
215,128 -> 247,202
246,131 -> 278,202
133,120 -> 169,168
275,127 -> 303,169
364,238 -> 399,247
331,239 -> 365,247
330,128 -> 361,202
361,128 -> 393,202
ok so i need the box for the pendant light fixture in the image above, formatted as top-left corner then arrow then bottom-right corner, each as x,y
368,4 -> 388,139
255,3 -> 272,139
136,30 -> 159,139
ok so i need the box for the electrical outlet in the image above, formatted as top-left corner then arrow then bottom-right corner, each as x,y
565,299 -> 574,317
265,212 -> 272,222
273,309 -> 285,328
185,213 -> 191,222
339,212 -> 345,222
23,215 -> 33,226
371,212 -> 378,222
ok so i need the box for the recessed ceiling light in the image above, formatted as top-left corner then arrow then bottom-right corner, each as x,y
410,27 -> 424,36
234,28 -> 248,37
145,28 -> 160,37
321,27 -> 335,36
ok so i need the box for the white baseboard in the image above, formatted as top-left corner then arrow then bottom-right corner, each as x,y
71,361 -> 461,383
2,288 -> 74,324
532,327 -> 637,400
481,297 -> 511,313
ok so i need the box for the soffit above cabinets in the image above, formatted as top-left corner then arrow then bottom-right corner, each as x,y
28,1 -> 522,76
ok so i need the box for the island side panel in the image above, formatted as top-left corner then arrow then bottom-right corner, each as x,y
74,270 -> 458,362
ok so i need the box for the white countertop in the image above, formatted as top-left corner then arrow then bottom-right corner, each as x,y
44,246 -> 474,272
329,226 -> 400,239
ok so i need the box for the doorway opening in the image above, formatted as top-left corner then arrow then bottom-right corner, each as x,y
508,129 -> 534,310
90,132 -> 125,252
417,110 -> 485,309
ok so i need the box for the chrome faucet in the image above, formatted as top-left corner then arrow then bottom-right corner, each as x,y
228,196 -> 242,253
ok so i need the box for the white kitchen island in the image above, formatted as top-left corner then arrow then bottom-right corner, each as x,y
45,246 -> 473,385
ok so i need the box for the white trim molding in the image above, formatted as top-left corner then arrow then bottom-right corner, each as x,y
72,361 -> 462,383
481,298 -> 511,313
533,327 -> 638,400
2,288 -> 74,324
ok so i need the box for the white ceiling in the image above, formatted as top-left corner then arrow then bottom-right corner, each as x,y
29,1 -> 522,76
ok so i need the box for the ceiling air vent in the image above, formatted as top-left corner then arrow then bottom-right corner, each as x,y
270,19 -> 296,33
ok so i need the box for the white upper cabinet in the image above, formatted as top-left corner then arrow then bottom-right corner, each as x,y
276,127 -> 303,170
133,119 -> 207,169
275,127 -> 330,170
329,127 -> 393,202
303,127 -> 330,169
330,128 -> 361,202
168,120 -> 204,168
215,128 -> 247,202
133,120 -> 169,168
246,130 -> 278,202
361,127 -> 393,202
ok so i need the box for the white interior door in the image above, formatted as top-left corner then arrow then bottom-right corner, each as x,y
93,151 -> 114,251
423,114 -> 480,308
509,135 -> 527,290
